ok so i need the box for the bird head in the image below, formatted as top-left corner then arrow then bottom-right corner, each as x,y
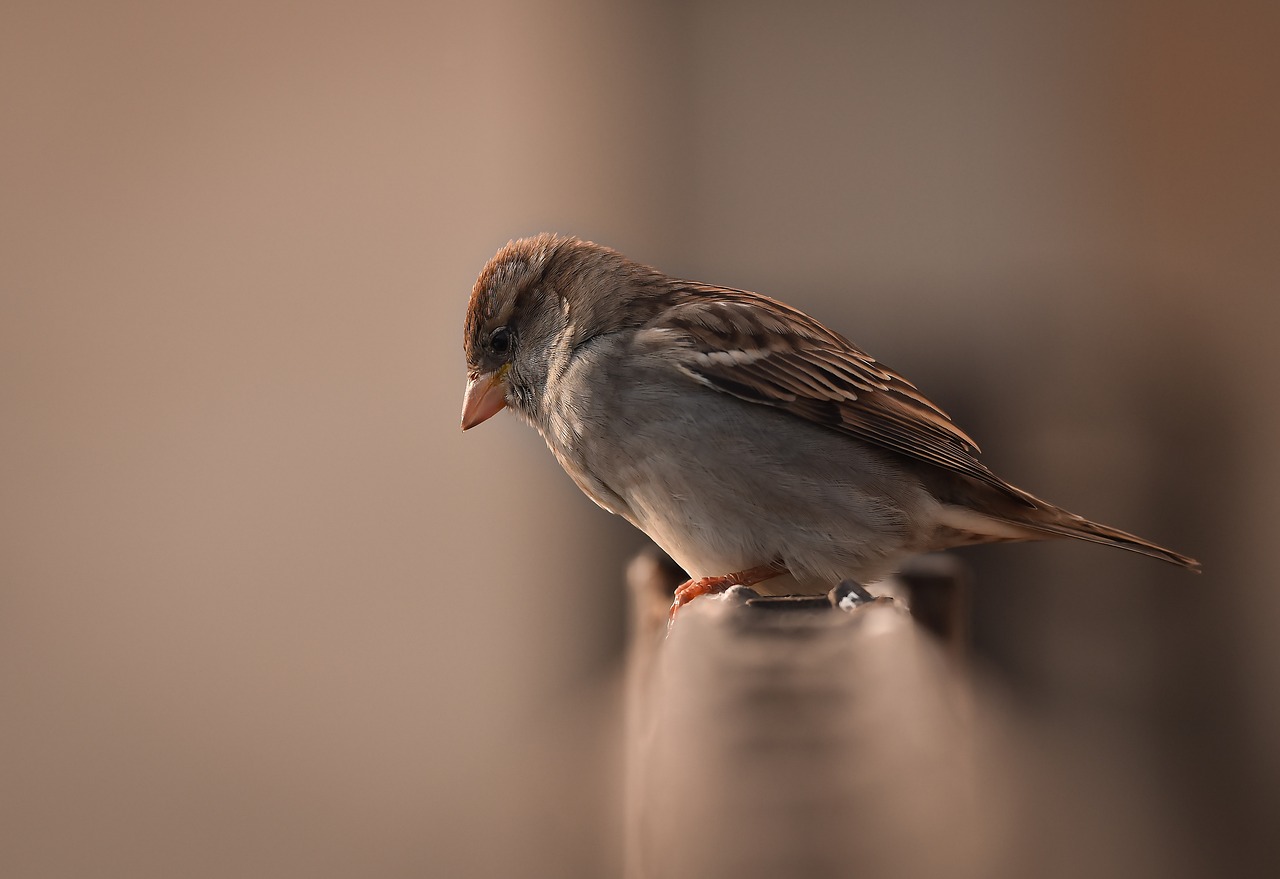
460,233 -> 673,430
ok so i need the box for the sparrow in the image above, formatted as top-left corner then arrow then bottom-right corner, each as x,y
461,234 -> 1199,624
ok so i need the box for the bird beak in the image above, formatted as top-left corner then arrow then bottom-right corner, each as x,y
460,366 -> 509,430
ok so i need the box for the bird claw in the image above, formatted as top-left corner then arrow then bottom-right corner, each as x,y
667,575 -> 729,632
666,562 -> 787,633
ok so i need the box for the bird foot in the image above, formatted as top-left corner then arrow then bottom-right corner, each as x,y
667,562 -> 786,632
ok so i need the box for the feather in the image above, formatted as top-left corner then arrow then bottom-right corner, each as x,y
649,287 -> 1029,503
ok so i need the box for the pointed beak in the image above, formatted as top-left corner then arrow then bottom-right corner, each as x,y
460,367 -> 509,430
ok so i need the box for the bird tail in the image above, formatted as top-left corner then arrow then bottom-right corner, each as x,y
1009,512 -> 1200,570
936,489 -> 1200,571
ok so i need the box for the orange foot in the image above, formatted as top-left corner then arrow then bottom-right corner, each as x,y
667,562 -> 787,631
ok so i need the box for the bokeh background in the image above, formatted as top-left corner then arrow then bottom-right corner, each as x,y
3,1 -> 1277,876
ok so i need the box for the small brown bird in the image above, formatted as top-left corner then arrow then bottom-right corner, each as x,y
461,234 -> 1199,623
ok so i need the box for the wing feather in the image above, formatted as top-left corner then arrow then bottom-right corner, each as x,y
640,287 -> 1030,503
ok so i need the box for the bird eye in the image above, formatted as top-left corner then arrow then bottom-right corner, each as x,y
488,326 -> 512,356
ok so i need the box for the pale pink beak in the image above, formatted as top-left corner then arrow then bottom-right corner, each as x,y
460,369 -> 509,430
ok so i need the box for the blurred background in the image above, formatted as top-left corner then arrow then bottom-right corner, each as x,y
2,1 -> 1277,876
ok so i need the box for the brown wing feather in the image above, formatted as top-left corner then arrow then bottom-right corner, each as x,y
647,286 -> 1033,505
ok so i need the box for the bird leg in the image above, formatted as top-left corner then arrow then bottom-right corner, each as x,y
668,561 -> 787,628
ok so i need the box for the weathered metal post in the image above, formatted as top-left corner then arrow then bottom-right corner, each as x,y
624,550 -> 1007,879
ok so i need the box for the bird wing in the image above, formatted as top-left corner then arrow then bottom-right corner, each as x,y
637,285 -> 1030,503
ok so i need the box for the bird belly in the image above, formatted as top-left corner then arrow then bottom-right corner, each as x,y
601,393 -> 938,586
547,346 -> 941,587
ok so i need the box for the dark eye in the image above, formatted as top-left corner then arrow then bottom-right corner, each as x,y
488,326 -> 512,356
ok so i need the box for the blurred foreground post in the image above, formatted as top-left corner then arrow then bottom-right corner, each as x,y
624,551 -> 1008,879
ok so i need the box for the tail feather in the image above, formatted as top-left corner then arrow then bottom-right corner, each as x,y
935,499 -> 1201,571
1012,513 -> 1201,571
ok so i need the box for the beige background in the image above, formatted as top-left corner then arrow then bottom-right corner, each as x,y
2,2 -> 1277,876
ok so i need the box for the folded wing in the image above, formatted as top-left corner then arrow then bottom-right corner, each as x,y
641,286 -> 1033,505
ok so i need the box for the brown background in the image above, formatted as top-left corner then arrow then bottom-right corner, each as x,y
2,1 -> 1277,876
